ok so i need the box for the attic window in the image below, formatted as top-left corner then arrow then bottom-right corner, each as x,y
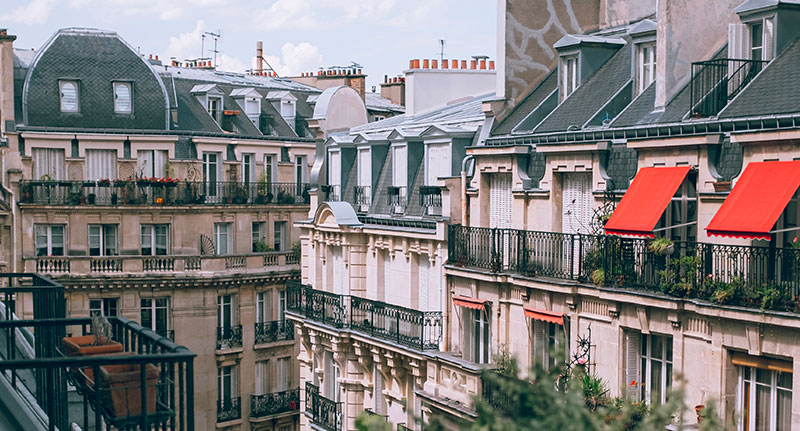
59,80 -> 79,113
281,100 -> 295,118
635,42 -> 656,95
208,96 -> 222,123
113,82 -> 133,114
560,54 -> 579,101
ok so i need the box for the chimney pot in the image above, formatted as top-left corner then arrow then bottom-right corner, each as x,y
489,60 -> 495,70
442,59 -> 449,69
452,59 -> 458,69
149,54 -> 153,59
423,59 -> 429,69
357,69 -> 362,75
461,60 -> 467,69
470,60 -> 477,70
155,55 -> 159,60
480,59 -> 486,70
432,59 -> 438,69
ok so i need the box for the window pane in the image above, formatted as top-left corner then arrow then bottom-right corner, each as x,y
777,387 -> 792,431
650,359 -> 662,405
60,82 -> 78,111
114,82 -> 132,113
89,225 -> 101,256
755,382 -> 770,430
141,225 -> 152,255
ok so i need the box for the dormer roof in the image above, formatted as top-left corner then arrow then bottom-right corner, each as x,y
266,90 -> 297,101
230,87 -> 260,98
735,0 -> 800,15
554,34 -> 626,50
190,83 -> 222,95
627,19 -> 657,38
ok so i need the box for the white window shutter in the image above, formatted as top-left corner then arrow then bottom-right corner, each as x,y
86,150 -> 118,180
374,366 -> 385,415
333,247 -> 344,295
625,330 -> 642,401
358,149 -> 371,187
418,258 -> 430,311
462,308 -> 474,362
729,23 -> 747,60
489,173 -> 512,228
764,18 -> 774,61
533,319 -> 546,367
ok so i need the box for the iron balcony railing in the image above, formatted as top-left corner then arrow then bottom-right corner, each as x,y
216,325 -> 243,350
387,186 -> 407,209
419,186 -> 442,208
322,184 -> 341,202
250,387 -> 300,418
19,180 -> 311,206
216,397 -> 241,423
305,382 -> 342,431
254,320 -> 294,344
0,273 -> 196,431
287,282 -> 443,351
448,225 -> 800,313
353,185 -> 371,207
689,58 -> 768,117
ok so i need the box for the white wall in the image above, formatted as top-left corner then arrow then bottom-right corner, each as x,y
405,69 -> 495,115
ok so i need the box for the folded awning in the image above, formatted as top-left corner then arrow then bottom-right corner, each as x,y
453,295 -> 487,310
523,307 -> 564,325
706,161 -> 800,240
604,166 -> 692,237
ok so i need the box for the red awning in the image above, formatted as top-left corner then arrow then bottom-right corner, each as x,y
523,307 -> 564,325
604,166 -> 692,237
706,161 -> 800,240
453,295 -> 487,310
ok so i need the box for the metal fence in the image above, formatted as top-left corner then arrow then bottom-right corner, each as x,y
254,320 -> 294,344
250,387 -> 300,417
689,58 -> 767,117
305,382 -> 342,431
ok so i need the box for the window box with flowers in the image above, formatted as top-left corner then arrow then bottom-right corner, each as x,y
97,178 -> 111,187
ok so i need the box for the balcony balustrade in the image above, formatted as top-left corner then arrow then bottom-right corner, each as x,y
250,387 -> 300,418
0,273 -> 196,431
387,186 -> 407,211
286,282 -> 443,351
217,397 -> 241,423
26,251 -> 298,276
448,225 -> 800,313
305,382 -> 342,431
322,185 -> 341,202
254,320 -> 294,344
19,180 -> 310,207
353,185 -> 371,208
689,58 -> 768,117
419,186 -> 442,215
216,325 -> 243,350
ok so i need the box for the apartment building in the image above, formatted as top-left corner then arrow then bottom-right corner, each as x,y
0,27 -> 367,431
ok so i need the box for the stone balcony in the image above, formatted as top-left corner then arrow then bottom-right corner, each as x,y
418,353 -> 487,418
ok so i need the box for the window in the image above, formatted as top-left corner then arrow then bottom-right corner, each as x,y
328,150 -> 341,200
278,289 -> 286,321
426,143 -> 450,185
273,221 -> 286,252
280,99 -> 295,119
137,150 -> 167,178
654,171 -> 697,242
276,357 -> 291,391
208,96 -> 222,123
323,351 -> 340,401
560,55 -> 579,100
89,298 -> 118,317
59,80 -> 79,112
85,149 -> 118,181
35,225 -> 65,256
242,153 -> 255,184
88,224 -> 118,256
113,82 -> 132,113
624,331 -> 672,405
264,154 -> 276,183
32,148 -> 65,180
636,42 -> 656,95
218,365 -> 239,406
750,21 -> 763,61
203,152 -> 222,197
141,224 -> 169,256
738,365 -> 792,431
295,155 -> 308,193
255,360 -> 270,395
373,115 -> 385,122
392,145 -> 407,187
218,294 -> 237,330
140,298 -> 169,336
252,222 -> 266,252
358,148 -> 371,188
256,291 -> 270,323
531,319 -> 568,372
463,308 -> 490,364
214,223 -> 232,255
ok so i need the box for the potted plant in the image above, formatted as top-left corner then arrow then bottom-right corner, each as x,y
233,185 -> 248,204
82,180 -> 96,188
69,191 -> 82,205
87,193 -> 96,205
111,193 -> 118,205
113,178 -> 127,188
97,178 -> 111,187
98,362 -> 160,419
648,237 -> 674,256
62,313 -> 124,385
591,268 -> 605,285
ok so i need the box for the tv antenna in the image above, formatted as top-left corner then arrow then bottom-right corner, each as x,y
439,39 -> 445,63
202,31 -> 221,67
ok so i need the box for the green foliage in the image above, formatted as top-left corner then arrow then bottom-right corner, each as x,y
581,373 -> 609,412
647,237 -> 674,256
254,241 -> 273,253
493,345 -> 519,378
355,413 -> 392,431
591,269 -> 605,285
292,242 -> 302,261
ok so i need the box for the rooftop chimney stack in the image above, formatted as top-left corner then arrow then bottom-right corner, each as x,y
256,41 -> 264,76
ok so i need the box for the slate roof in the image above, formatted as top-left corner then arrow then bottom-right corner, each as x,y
352,92 -> 491,134
719,35 -> 800,118
492,70 -> 557,135
365,92 -> 405,114
534,44 -> 632,133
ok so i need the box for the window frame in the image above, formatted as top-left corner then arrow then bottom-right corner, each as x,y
263,154 -> 277,183
35,224 -> 65,256
208,96 -> 222,124
635,41 -> 657,95
140,297 -> 170,335
140,224 -> 169,256
654,171 -> 697,242
214,222 -> 233,255
242,153 -> 255,184
88,224 -> 118,257
463,307 -> 490,364
256,291 -> 270,323
252,221 -> 266,252
112,81 -> 133,114
89,297 -> 118,317
737,365 -> 792,431
631,332 -> 673,405
59,80 -> 80,113
559,53 -> 580,101
531,319 -> 569,372
273,221 -> 286,252
218,364 -> 239,404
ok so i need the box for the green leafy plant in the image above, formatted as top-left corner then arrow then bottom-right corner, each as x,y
647,237 -> 674,256
591,268 -> 605,285
254,241 -> 273,253
292,242 -> 301,261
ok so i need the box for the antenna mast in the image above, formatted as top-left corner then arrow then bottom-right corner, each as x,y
204,31 -> 221,67
439,39 -> 445,63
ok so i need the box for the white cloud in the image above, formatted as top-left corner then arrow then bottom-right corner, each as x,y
0,0 -> 58,25
162,20 -> 207,63
253,0 -> 444,31
260,42 -> 323,76
68,0 -> 236,21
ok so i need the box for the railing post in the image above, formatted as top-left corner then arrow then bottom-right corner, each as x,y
491,227 -> 497,271
768,239 -> 776,282
569,234 -> 576,280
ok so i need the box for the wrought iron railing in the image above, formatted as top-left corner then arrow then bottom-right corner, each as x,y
305,382 -> 342,431
216,325 -> 243,350
254,320 -> 294,344
19,180 -> 311,206
419,186 -> 442,208
0,274 -> 196,431
354,185 -> 371,207
322,185 -> 341,202
481,371 -> 526,415
448,225 -> 800,313
689,58 -> 768,117
387,186 -> 407,209
250,387 -> 300,417
216,397 -> 241,423
287,282 -> 443,350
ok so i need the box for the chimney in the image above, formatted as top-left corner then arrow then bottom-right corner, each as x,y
256,41 -> 264,76
432,59 -> 438,69
423,59 -> 430,69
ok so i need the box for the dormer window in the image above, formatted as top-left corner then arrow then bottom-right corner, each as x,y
750,21 -> 764,61
59,80 -> 79,113
208,97 -> 221,123
113,82 -> 133,114
560,54 -> 579,101
281,100 -> 295,119
635,42 -> 656,95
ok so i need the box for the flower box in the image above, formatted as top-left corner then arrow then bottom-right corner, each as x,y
98,363 -> 160,419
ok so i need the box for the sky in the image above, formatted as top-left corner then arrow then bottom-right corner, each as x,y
2,0 -> 497,90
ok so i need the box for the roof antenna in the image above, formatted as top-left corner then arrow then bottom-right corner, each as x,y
204,31 -> 221,68
439,39 -> 445,63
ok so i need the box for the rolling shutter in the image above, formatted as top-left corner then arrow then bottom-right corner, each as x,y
419,258 -> 430,311
489,173 -> 512,228
332,247 -> 344,294
86,149 -> 117,180
625,330 -> 642,401
426,143 -> 450,185
533,319 -> 547,367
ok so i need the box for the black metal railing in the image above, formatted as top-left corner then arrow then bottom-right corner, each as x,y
689,58 -> 768,117
254,320 -> 294,344
306,382 -> 342,431
387,186 -> 407,209
354,185 -> 371,207
0,274 -> 196,431
216,397 -> 241,423
216,325 -> 243,350
419,186 -> 442,209
287,282 -> 443,350
19,180 -> 311,206
322,185 -> 341,202
250,387 -> 300,417
448,225 -> 800,313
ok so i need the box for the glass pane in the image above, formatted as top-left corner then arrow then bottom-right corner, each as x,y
756,368 -> 770,385
61,82 -> 77,111
755,382 -> 770,431
651,335 -> 663,359
666,337 -> 673,362
114,83 -> 131,113
650,360 -> 662,405
777,387 -> 792,431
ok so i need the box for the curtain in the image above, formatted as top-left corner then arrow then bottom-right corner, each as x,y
32,148 -> 65,180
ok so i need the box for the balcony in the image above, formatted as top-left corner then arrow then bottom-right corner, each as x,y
353,185 -> 371,211
254,320 -> 294,345
689,58 -> 767,117
387,186 -> 407,213
286,282 -> 443,351
216,325 -> 243,350
18,180 -> 310,207
419,186 -> 442,215
305,382 -> 342,431
25,250 -> 299,277
321,184 -> 341,202
448,225 -> 800,313
0,273 -> 196,431
250,387 -> 300,418
217,397 -> 241,423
